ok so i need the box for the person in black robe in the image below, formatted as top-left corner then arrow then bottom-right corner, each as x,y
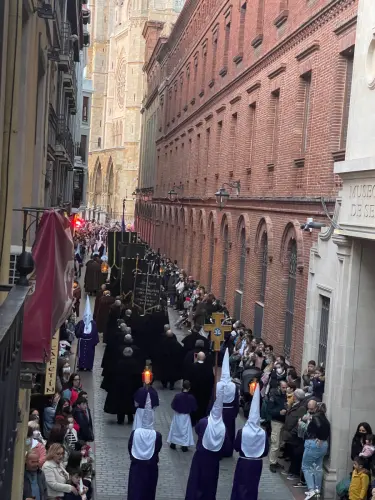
186,351 -> 214,426
96,291 -> 115,343
107,298 -> 126,334
84,257 -> 102,295
104,347 -> 143,425
181,328 -> 210,355
183,339 -> 212,380
158,329 -> 184,390
94,284 -> 107,320
101,325 -> 136,389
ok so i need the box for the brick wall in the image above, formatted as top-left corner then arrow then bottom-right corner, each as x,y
136,0 -> 358,369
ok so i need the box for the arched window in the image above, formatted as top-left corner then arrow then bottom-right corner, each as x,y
207,223 -> 215,291
234,227 -> 246,320
220,224 -> 229,300
259,233 -> 268,303
188,215 -> 194,275
254,232 -> 268,337
284,239 -> 297,359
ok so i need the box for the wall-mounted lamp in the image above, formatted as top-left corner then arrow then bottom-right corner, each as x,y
168,183 -> 183,202
215,180 -> 241,210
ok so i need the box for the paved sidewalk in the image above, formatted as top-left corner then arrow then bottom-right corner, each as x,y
79,305 -> 295,500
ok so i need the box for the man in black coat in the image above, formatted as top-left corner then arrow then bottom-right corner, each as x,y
181,327 -> 210,355
268,380 -> 288,472
103,347 -> 143,425
158,329 -> 184,389
186,351 -> 214,426
183,339 -> 212,380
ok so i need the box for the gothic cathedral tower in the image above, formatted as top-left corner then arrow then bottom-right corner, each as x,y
87,0 -> 183,223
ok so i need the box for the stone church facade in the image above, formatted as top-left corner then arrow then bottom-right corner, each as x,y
87,0 -> 183,223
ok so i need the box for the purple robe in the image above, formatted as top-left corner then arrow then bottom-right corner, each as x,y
75,320 -> 99,370
134,386 -> 159,409
185,418 -> 230,500
230,430 -> 269,500
222,390 -> 240,458
127,431 -> 162,500
172,392 -> 197,415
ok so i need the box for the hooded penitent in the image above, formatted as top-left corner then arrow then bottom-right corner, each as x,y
202,384 -> 226,452
241,384 -> 266,458
83,295 -> 93,334
218,348 -> 236,403
131,393 -> 157,460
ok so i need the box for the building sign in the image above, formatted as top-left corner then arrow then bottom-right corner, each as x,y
44,331 -> 59,395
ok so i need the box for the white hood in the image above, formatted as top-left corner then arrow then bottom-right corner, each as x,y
82,295 -> 92,334
202,384 -> 226,452
131,393 -> 157,460
217,348 -> 236,403
241,384 -> 266,458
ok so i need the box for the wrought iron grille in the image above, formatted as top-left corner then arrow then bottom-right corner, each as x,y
207,224 -> 215,291
238,228 -> 246,292
318,296 -> 330,367
220,224 -> 229,300
284,240 -> 297,359
259,234 -> 268,303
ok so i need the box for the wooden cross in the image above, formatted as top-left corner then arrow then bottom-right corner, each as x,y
204,312 -> 232,352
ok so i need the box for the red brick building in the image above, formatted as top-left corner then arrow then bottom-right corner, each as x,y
136,0 -> 357,367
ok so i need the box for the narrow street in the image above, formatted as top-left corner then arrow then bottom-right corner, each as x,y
80,305 -> 296,500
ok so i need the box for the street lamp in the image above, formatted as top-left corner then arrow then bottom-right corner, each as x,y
215,180 -> 241,210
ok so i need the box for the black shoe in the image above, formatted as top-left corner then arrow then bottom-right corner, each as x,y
170,443 -> 176,450
270,464 -> 278,473
181,446 -> 188,452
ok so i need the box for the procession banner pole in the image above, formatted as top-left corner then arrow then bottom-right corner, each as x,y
214,351 -> 219,400
132,254 -> 139,307
144,262 -> 151,316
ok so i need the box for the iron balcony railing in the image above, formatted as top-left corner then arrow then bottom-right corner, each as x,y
48,104 -> 58,153
57,115 -> 74,166
60,21 -> 72,56
0,285 -> 29,500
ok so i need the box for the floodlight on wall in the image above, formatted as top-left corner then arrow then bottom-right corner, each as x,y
215,180 -> 241,210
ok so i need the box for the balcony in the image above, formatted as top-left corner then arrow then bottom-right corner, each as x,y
56,115 -> 74,168
0,285 -> 29,500
58,22 -> 73,73
83,32 -> 90,47
47,104 -> 58,160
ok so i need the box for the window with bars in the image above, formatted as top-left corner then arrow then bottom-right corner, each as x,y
318,295 -> 330,367
197,227 -> 204,279
220,224 -> 229,300
207,223 -> 215,291
284,240 -> 297,359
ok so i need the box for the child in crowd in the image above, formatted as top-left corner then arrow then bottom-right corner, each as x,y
63,469 -> 88,500
349,456 -> 370,500
359,434 -> 375,459
65,417 -> 78,451
167,380 -> 197,452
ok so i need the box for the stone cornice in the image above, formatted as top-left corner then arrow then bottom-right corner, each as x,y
155,0 -> 356,145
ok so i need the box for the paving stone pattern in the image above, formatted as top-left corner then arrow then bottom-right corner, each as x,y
84,307 -> 294,500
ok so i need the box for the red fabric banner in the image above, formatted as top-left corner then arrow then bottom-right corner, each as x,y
22,211 -> 74,363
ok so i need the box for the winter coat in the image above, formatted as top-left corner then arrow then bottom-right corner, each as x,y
283,399 -> 307,444
42,460 -> 73,498
23,468 -> 48,500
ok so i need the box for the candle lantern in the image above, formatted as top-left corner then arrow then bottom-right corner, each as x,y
142,366 -> 153,385
249,379 -> 258,396
101,261 -> 109,274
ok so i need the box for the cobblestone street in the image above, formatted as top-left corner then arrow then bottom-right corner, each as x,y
81,308 -> 295,500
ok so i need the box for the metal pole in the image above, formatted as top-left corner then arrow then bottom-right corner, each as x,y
22,210 -> 28,253
144,263 -> 150,316
122,198 -> 125,242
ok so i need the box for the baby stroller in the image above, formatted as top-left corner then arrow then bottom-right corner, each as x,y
240,367 -> 262,418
